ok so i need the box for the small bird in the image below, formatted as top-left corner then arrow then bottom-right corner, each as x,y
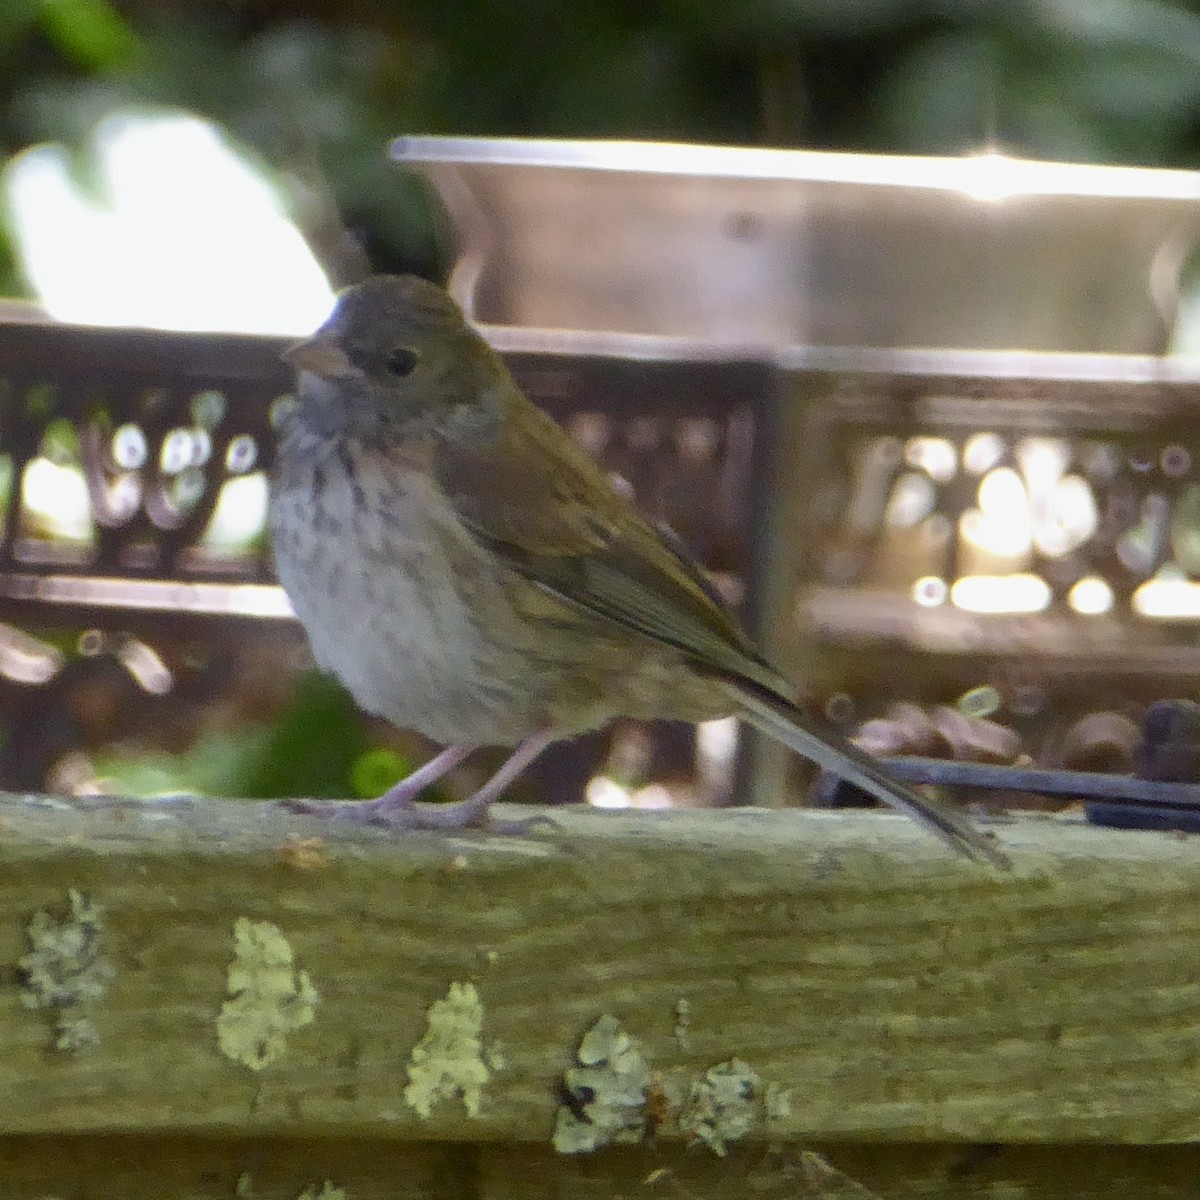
270,275 -> 1007,868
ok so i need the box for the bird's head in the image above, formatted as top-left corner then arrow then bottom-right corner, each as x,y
283,275 -> 502,434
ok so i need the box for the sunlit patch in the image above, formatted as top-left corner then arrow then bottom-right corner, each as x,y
884,472 -> 935,528
0,623 -> 63,684
631,784 -> 673,810
1015,437 -> 1069,482
1013,439 -> 1098,558
113,637 -> 173,695
962,432 -> 1005,475
697,716 -> 738,767
696,715 -> 738,800
2,109 -> 334,334
4,574 -> 294,617
48,751 -> 101,797
586,776 -> 631,809
201,473 -> 269,550
960,467 -> 1032,558
585,777 -> 680,810
1035,473 -> 1098,557
904,436 -> 956,483
22,459 -> 92,541
950,573 -> 1051,614
956,152 -> 1021,203
1068,576 -> 1114,616
947,151 -> 1198,204
1132,572 -> 1200,619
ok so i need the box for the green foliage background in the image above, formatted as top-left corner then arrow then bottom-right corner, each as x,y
3,0 -> 1200,291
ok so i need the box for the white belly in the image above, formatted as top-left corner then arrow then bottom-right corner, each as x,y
270,445 -> 544,746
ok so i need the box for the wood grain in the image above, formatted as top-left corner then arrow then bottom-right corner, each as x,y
2,793 -> 1199,1149
3,1137 -> 1200,1200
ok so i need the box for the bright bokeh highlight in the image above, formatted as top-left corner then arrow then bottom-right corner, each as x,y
3,110 -> 334,334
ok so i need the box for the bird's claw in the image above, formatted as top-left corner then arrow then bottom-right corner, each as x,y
485,810 -> 558,836
278,796 -> 554,836
279,797 -> 358,820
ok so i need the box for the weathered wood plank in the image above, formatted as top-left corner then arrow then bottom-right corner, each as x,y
3,1137 -> 1200,1200
2,794 -> 1199,1147
484,1143 -> 1200,1200
0,1135 -> 459,1200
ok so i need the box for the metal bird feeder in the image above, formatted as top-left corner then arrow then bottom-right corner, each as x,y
3,137 -> 1200,819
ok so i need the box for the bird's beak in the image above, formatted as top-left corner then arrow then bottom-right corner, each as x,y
282,336 -> 357,379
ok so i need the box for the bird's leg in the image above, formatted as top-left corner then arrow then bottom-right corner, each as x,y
281,732 -> 557,832
367,744 -> 479,816
281,744 -> 471,819
386,730 -> 557,831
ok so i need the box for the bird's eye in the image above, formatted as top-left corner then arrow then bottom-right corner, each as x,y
385,347 -> 419,378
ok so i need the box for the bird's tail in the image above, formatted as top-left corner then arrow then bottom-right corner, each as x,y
729,681 -> 1009,869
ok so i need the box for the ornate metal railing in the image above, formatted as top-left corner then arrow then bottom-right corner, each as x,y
6,316 -> 1200,806
784,349 -> 1200,780
0,319 -> 773,800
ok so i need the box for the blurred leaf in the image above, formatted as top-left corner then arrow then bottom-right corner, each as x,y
661,0 -> 925,38
90,670 -> 421,801
1002,85 -> 1111,162
1036,0 -> 1200,60
350,747 -> 409,798
237,669 -> 374,800
91,725 -> 273,798
874,32 -> 1006,152
1069,45 -> 1200,120
37,0 -> 140,70
751,0 -> 929,36
0,1 -> 38,50
40,416 -> 78,464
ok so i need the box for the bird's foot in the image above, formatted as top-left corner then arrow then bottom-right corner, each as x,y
279,744 -> 471,822
279,732 -> 558,835
279,793 -> 550,835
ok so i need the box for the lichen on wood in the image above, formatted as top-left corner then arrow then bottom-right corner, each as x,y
216,917 -> 320,1071
403,981 -> 490,1119
18,887 -> 111,1052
